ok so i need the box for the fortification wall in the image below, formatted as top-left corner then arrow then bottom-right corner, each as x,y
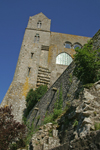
27,62 -> 80,126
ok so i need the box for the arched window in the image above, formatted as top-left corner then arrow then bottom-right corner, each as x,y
56,53 -> 73,65
64,42 -> 72,48
37,21 -> 42,28
73,43 -> 82,49
34,34 -> 40,43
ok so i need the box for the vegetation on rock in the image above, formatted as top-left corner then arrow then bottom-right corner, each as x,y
44,86 -> 63,124
74,40 -> 100,84
44,86 -> 70,124
94,122 -> 100,130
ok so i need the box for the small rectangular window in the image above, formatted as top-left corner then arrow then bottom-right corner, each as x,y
31,52 -> 34,58
34,34 -> 40,43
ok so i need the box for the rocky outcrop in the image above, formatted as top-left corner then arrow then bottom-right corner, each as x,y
49,80 -> 100,150
21,80 -> 100,150
30,123 -> 60,150
50,131 -> 100,150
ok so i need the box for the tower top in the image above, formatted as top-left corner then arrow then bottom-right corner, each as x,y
27,12 -> 51,31
31,12 -> 50,19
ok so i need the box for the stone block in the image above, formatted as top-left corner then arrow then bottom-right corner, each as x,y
53,129 -> 58,137
82,118 -> 92,125
84,90 -> 95,100
83,111 -> 93,117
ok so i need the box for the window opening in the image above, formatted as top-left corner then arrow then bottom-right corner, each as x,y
34,34 -> 40,43
56,53 -> 73,65
64,42 -> 72,48
37,21 -> 42,28
31,52 -> 34,58
74,44 -> 81,49
28,67 -> 31,76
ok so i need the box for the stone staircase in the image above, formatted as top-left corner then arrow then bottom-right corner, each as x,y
36,66 -> 51,88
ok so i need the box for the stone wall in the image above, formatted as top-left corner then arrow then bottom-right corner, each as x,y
27,62 -> 82,126
48,32 -> 90,86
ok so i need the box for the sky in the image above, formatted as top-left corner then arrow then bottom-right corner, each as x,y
0,0 -> 100,104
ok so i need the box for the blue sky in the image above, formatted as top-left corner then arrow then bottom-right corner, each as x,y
0,0 -> 100,104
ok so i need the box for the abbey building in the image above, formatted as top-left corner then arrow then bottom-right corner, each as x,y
1,13 -> 91,122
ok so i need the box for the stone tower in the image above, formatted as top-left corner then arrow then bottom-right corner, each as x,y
13,12 -> 51,87
1,13 -> 91,122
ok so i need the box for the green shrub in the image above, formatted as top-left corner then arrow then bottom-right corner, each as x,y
94,111 -> 97,116
23,120 -> 35,147
44,114 -> 54,124
73,120 -> 78,127
53,109 -> 62,120
94,122 -> 100,130
24,85 -> 47,118
48,129 -> 53,137
83,83 -> 94,89
74,40 -> 100,84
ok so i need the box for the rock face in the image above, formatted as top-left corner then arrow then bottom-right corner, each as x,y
27,80 -> 100,150
31,123 -> 60,150
50,131 -> 100,150
48,80 -> 100,150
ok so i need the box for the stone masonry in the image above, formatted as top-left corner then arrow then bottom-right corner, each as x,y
1,12 -> 91,122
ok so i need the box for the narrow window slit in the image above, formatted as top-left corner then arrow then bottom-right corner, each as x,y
34,34 -> 40,43
31,52 -> 34,58
28,67 -> 31,76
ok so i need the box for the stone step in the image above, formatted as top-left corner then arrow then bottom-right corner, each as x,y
38,66 -> 51,72
39,66 -> 50,71
37,78 -> 50,82
36,83 -> 49,88
36,83 -> 45,87
38,71 -> 51,77
38,69 -> 51,74
37,74 -> 51,79
37,80 -> 50,84
36,66 -> 51,89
